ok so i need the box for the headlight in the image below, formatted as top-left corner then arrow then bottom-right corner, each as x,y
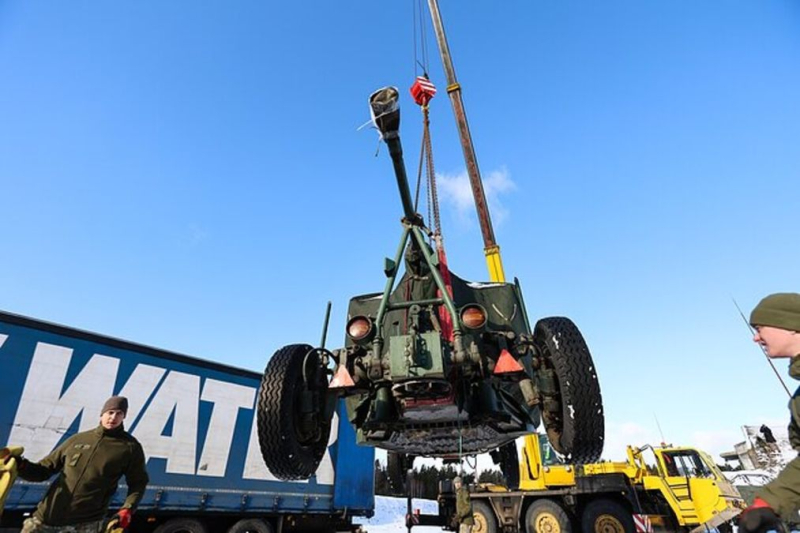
347,316 -> 374,342
460,305 -> 487,329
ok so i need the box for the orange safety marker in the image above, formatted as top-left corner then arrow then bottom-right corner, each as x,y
329,364 -> 355,388
493,349 -> 524,375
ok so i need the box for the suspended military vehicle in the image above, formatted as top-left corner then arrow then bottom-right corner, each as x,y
256,87 -> 604,481
256,1 -> 604,482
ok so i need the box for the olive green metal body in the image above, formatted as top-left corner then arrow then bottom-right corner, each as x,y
330,87 -> 541,456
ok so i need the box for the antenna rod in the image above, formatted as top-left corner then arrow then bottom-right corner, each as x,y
654,413 -> 666,445
733,298 -> 792,397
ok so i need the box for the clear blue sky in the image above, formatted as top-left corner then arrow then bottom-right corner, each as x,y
2,1 -> 799,461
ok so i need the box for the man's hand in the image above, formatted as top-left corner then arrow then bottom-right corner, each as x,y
108,508 -> 132,531
0,446 -> 24,465
738,498 -> 784,533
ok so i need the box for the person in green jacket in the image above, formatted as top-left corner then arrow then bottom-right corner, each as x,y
453,476 -> 474,533
739,293 -> 800,533
16,396 -> 149,533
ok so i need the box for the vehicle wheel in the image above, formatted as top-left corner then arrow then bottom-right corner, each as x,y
257,344 -> 332,480
581,499 -> 634,533
525,499 -> 572,533
387,451 -> 413,495
387,451 -> 403,494
490,442 -> 520,490
473,501 -> 498,533
153,518 -> 209,533
534,317 -> 604,463
227,518 -> 274,533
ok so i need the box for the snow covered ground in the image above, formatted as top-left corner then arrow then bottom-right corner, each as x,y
355,496 -> 443,533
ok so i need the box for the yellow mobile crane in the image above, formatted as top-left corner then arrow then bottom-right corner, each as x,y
432,435 -> 745,533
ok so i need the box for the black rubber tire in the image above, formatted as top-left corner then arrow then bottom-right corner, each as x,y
473,500 -> 498,533
153,518 -> 209,533
525,499 -> 572,533
257,344 -> 332,480
226,518 -> 274,533
388,452 -> 416,495
387,451 -> 407,495
716,522 -> 733,533
581,499 -> 634,533
534,317 -> 604,464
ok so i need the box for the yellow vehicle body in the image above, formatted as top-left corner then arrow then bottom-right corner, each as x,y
517,434 -> 745,531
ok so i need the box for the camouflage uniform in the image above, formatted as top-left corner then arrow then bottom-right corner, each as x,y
456,485 -> 474,533
18,424 -> 148,530
757,356 -> 800,521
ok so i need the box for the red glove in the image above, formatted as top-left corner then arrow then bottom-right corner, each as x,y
114,509 -> 132,529
738,498 -> 783,533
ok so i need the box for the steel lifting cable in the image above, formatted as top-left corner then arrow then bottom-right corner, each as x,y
423,107 -> 442,237
412,0 -> 431,78
413,125 -> 426,212
457,416 -> 464,475
412,0 -> 433,219
412,117 -> 438,247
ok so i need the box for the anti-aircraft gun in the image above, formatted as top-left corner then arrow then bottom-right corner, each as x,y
255,87 -> 604,484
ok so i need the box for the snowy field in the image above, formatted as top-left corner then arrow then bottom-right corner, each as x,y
355,496 -> 443,533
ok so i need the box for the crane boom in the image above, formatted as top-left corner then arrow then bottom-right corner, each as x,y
426,0 -> 506,283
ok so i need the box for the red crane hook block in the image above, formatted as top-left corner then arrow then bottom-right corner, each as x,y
410,76 -> 437,106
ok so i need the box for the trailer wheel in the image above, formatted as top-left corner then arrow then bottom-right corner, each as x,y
525,499 -> 572,533
257,344 -> 332,480
227,518 -> 274,533
581,499 -> 634,533
534,317 -> 604,464
153,518 -> 209,533
473,501 -> 498,533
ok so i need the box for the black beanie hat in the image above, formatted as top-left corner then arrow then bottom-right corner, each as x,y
750,293 -> 800,332
101,396 -> 128,416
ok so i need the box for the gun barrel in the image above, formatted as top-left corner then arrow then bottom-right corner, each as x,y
369,87 -> 417,222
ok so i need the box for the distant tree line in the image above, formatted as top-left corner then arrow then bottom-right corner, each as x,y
373,459 -> 737,499
374,460 -> 505,499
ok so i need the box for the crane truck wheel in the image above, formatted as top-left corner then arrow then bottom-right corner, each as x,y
525,499 -> 572,533
533,317 -> 604,464
257,344 -> 332,480
226,518 -> 274,533
472,501 -> 498,533
580,499 -> 634,533
153,518 -> 209,533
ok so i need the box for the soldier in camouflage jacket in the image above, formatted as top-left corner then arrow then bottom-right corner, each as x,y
17,396 -> 148,533
740,293 -> 800,532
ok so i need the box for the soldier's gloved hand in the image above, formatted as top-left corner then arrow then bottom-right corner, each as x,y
0,446 -> 24,465
113,509 -> 132,529
738,498 -> 783,533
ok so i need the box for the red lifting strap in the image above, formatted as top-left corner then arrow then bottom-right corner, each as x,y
410,76 -> 437,106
